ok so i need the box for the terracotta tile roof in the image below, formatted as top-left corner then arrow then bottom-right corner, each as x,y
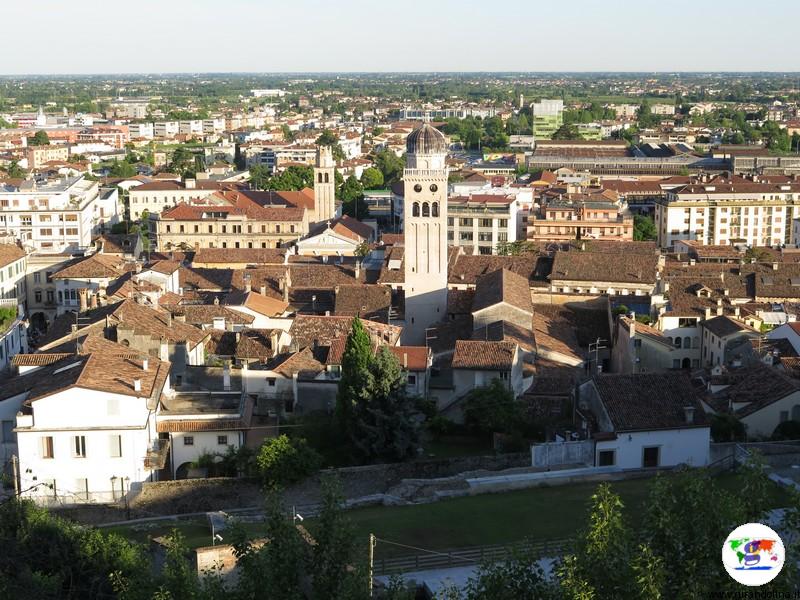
94,234 -> 139,255
471,320 -> 535,352
592,372 -> 709,431
451,340 -> 516,370
267,348 -> 325,377
309,214 -> 373,241
148,260 -> 182,274
333,284 -> 391,322
168,304 -> 255,326
52,253 -> 133,279
193,247 -> 286,265
387,346 -> 430,371
205,330 -> 236,356
113,299 -> 209,349
532,308 -> 582,362
702,315 -> 758,338
447,288 -> 475,315
235,329 -> 277,361
551,250 -> 658,285
289,315 -> 401,350
1,349 -> 170,406
12,353 -> 72,367
472,268 -> 533,315
179,266 -> 234,291
712,365 -> 800,418
449,253 -> 540,286
158,291 -> 184,306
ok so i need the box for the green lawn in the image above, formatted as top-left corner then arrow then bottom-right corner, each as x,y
106,471 -> 791,559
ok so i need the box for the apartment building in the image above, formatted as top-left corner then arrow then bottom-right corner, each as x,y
531,99 -> 564,140
128,123 -> 154,139
6,347 -> 171,505
154,121 -> 180,139
155,198 -> 308,251
128,179 -> 248,219
654,176 -> 800,248
0,244 -> 27,372
447,194 -> 518,255
0,176 -> 121,253
26,145 -> 70,170
529,191 -> 633,242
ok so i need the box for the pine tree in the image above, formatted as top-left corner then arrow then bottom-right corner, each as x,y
350,347 -> 423,462
336,317 -> 373,440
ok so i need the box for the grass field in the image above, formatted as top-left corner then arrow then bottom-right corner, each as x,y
106,471 -> 791,558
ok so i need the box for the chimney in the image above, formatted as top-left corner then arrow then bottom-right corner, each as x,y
772,262 -> 779,271
142,358 -> 149,371
260,285 -> 266,296
90,292 -> 98,309
135,262 -> 142,274
717,306 -> 723,316
689,258 -> 696,266
213,296 -> 219,306
355,261 -> 361,280
244,274 -> 252,293
223,362 -> 231,391
134,378 -> 142,393
271,330 -> 279,353
185,178 -> 196,189
166,312 -> 172,328
683,406 -> 695,424
734,306 -> 740,317
723,289 -> 729,297
403,352 -> 408,369
704,307 -> 712,320
283,278 -> 290,303
78,288 -> 88,313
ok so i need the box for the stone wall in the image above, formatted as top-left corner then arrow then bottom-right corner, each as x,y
131,452 -> 531,516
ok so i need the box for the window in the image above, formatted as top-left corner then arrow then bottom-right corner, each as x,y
499,371 -> 509,380
479,218 -> 492,228
46,290 -> 54,303
109,435 -> 122,458
431,202 -> 439,217
217,435 -> 228,446
412,202 -> 420,217
34,290 -> 42,303
643,446 -> 660,468
459,218 -> 473,227
407,374 -> 417,386
1,420 -> 13,442
429,184 -> 438,193
41,436 -> 54,459
33,272 -> 41,283
184,436 -> 194,446
598,450 -> 615,467
72,435 -> 86,458
267,377 -> 276,387
672,359 -> 681,369
422,202 -> 430,217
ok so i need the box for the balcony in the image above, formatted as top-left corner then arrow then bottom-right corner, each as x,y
144,438 -> 170,470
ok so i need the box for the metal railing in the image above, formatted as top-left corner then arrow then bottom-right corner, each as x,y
374,537 -> 572,575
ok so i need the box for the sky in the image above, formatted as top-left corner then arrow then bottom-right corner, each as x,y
2,0 -> 799,75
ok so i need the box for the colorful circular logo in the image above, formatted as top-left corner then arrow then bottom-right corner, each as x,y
722,522 -> 785,586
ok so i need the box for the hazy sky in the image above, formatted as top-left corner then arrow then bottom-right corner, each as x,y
2,0 -> 799,74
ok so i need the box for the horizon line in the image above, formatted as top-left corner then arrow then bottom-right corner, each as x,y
2,70 -> 800,77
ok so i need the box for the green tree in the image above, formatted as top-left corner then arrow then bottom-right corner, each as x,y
360,167 -> 384,190
281,124 -> 295,142
248,164 -> 272,189
340,175 -> 368,219
461,547 -> 555,599
350,347 -> 424,463
255,435 -> 321,486
267,165 -> 315,191
29,130 -> 50,146
633,215 -> 657,241
559,484 -> 634,599
710,413 -> 747,442
336,317 -> 373,438
230,490 -> 306,600
551,124 -> 580,140
310,477 -> 368,600
315,131 -> 346,162
463,378 -> 521,436
109,159 -> 137,178
373,148 -> 405,185
5,161 -> 25,178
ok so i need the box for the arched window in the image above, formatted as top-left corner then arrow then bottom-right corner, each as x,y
674,337 -> 682,348
792,405 -> 800,421
324,172 -> 329,183
422,202 -> 430,217
683,336 -> 691,349
412,202 -> 420,217
318,173 -> 323,183
432,202 -> 439,217
693,337 -> 700,349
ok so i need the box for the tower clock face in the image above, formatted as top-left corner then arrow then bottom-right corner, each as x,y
413,184 -> 422,193
430,184 -> 438,192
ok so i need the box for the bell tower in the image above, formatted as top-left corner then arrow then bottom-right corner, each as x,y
403,124 -> 449,345
313,145 -> 335,224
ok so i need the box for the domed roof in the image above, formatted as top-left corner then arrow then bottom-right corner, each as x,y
406,123 -> 447,155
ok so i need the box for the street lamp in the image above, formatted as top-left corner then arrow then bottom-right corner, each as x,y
110,476 -> 117,502
123,476 -> 131,520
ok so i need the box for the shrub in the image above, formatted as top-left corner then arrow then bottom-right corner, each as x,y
772,420 -> 800,441
256,435 -> 321,486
